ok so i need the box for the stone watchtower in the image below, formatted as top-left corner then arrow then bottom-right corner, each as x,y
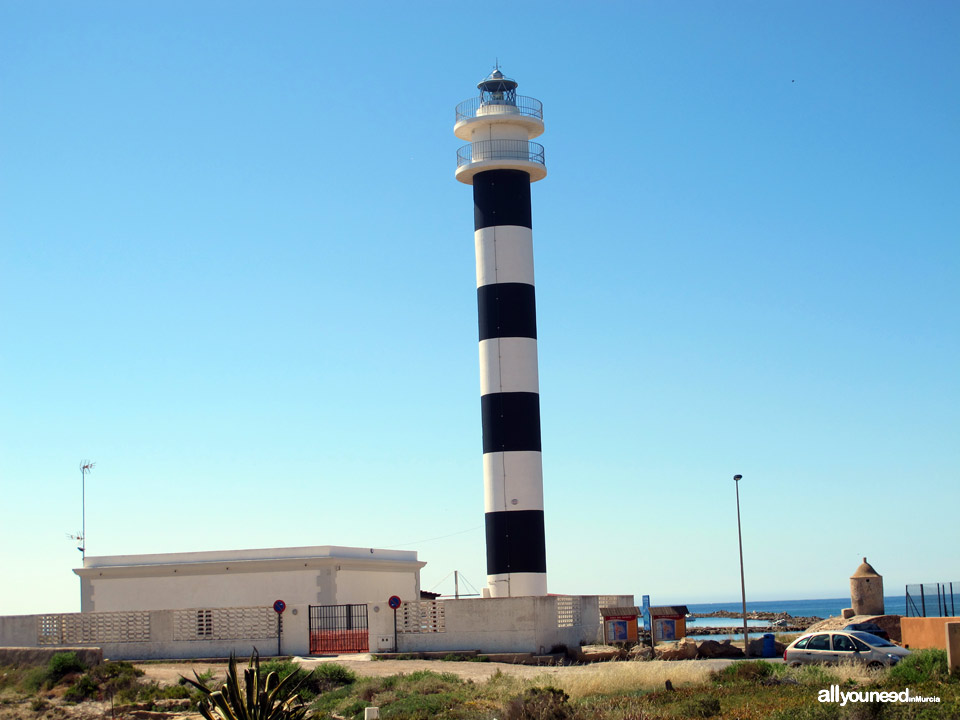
850,557 -> 884,616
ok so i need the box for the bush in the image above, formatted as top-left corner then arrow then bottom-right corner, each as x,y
256,660 -> 354,701
503,686 -> 572,720
47,652 -> 86,683
677,695 -> 721,718
314,663 -> 356,686
888,649 -> 953,686
713,660 -> 778,683
20,667 -> 50,693
122,681 -> 192,705
63,675 -> 99,703
259,660 -> 301,681
17,652 -> 90,693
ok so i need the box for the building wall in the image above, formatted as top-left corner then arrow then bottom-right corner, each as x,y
84,567 -> 417,612
0,615 -> 36,647
397,596 -> 603,654
901,616 -> 960,651
75,546 -> 422,614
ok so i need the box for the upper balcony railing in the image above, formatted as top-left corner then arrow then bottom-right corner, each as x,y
455,95 -> 543,124
456,140 -> 545,168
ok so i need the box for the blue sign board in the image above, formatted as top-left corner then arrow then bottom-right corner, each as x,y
641,594 -> 651,631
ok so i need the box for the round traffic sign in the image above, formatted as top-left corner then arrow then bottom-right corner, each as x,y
388,595 -> 402,609
273,599 -> 286,614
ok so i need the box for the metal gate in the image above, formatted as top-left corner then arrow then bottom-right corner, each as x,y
308,604 -> 369,654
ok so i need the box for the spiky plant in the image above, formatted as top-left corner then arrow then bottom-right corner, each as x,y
183,651 -> 313,720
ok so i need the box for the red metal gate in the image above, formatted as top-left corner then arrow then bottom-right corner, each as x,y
308,604 -> 369,654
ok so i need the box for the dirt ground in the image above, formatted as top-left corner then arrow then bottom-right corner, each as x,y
139,656 -> 573,686
136,654 -> 743,687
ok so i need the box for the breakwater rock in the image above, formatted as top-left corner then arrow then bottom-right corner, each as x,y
687,623 -> 807,634
691,610 -> 822,624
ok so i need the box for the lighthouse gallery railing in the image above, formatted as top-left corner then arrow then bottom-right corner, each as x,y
455,95 -> 543,123
457,140 -> 545,168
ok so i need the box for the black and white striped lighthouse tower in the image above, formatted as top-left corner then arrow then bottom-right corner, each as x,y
454,69 -> 547,598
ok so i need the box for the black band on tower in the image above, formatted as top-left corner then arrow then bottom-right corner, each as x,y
474,169 -> 532,230
480,392 -> 542,453
477,283 -> 537,341
485,510 -> 547,574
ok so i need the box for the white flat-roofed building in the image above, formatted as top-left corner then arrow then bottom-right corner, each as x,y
73,545 -> 424,613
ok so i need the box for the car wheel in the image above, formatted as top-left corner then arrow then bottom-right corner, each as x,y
789,662 -> 801,668
867,661 -> 884,670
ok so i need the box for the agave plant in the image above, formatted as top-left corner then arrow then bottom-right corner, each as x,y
183,650 -> 313,720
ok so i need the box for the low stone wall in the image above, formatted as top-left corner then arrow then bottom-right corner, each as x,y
0,646 -> 103,666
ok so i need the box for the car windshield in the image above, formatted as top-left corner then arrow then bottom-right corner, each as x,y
850,631 -> 895,647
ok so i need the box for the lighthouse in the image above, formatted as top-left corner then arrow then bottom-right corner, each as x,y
454,69 -> 547,598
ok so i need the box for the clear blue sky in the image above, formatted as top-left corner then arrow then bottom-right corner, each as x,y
1,1 -> 957,616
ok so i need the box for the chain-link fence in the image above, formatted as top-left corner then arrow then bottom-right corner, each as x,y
905,582 -> 958,617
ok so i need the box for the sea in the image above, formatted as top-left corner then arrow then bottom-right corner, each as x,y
679,596 -> 908,641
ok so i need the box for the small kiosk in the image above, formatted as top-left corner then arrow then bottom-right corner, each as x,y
601,606 -> 640,644
650,605 -> 689,642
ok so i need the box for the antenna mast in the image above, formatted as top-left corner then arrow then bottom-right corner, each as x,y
79,461 -> 95,559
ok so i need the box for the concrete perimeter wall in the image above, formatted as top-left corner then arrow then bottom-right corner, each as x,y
901,616 -> 960,650
0,606 -> 310,661
2,594 -> 626,660
395,596 -> 604,654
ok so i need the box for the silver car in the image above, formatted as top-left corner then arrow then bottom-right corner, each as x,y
784,631 -> 910,669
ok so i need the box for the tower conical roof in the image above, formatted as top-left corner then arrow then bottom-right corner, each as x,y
851,557 -> 881,578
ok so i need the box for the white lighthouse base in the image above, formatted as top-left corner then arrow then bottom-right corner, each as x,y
486,572 -> 547,598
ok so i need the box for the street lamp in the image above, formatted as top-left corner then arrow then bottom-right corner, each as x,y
734,474 -> 748,654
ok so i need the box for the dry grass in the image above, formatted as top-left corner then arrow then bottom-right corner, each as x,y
530,659 -> 716,698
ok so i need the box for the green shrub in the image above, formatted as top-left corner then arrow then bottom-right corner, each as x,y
260,660 -> 301,681
713,660 -> 778,683
888,648 -> 953,686
47,652 -> 86,683
16,653 -> 90,693
503,686 -> 572,720
255,660 -> 353,701
92,660 -> 145,699
123,681 -> 192,705
314,662 -> 356,686
676,695 -> 721,718
63,675 -> 99,703
338,698 -> 369,718
20,667 -> 49,693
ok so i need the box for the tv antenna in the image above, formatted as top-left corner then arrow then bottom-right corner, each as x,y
78,461 -> 95,559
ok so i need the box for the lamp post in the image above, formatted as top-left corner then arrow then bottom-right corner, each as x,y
734,474 -> 748,654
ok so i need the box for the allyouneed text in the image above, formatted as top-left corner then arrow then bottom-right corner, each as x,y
819,685 -> 940,706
